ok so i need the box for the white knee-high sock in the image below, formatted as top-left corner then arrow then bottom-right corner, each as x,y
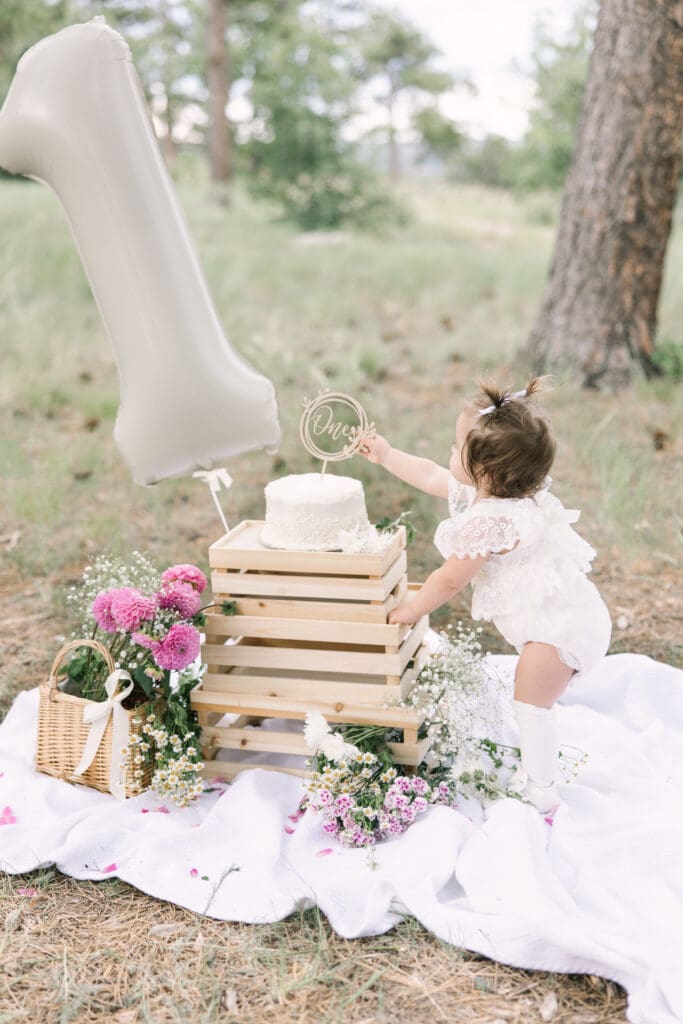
512,699 -> 559,810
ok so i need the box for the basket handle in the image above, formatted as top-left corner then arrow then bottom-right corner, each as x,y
48,639 -> 116,690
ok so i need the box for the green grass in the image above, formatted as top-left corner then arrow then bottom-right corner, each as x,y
0,172 -> 681,650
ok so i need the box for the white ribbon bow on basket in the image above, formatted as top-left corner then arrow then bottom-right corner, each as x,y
72,669 -> 134,801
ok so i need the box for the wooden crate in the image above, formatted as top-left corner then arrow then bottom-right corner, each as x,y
194,521 -> 432,780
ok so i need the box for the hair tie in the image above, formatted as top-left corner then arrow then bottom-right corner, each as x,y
478,388 -> 527,417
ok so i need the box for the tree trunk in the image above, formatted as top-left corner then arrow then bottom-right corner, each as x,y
206,0 -> 231,184
526,0 -> 683,389
387,90 -> 400,180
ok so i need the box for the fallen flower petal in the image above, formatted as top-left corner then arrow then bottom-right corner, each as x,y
190,868 -> 199,877
103,863 -> 117,874
17,887 -> 38,898
284,826 -> 295,835
316,848 -> 334,857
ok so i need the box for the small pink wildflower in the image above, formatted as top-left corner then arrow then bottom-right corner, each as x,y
17,887 -> 38,898
110,588 -> 157,632
157,580 -> 201,618
154,622 -> 201,671
102,863 -> 117,874
161,564 -> 207,593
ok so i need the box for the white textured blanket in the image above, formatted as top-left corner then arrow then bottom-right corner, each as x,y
1,652 -> 682,1024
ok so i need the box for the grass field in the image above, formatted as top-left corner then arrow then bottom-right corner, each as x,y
1,170 -> 681,1023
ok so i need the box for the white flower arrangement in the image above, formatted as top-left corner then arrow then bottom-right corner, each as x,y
299,622 -> 589,846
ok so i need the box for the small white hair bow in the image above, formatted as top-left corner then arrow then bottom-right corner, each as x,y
478,388 -> 528,416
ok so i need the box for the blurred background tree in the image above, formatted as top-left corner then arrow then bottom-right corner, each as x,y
0,0 -> 680,386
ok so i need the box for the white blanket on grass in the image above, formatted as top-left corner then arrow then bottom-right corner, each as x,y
1,651 -> 683,1024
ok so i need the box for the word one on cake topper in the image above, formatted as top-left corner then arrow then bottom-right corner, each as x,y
300,390 -> 376,475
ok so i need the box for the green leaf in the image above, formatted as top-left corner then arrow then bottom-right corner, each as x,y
132,666 -> 154,699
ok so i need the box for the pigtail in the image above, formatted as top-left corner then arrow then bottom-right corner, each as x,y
524,374 -> 554,398
474,378 -> 507,413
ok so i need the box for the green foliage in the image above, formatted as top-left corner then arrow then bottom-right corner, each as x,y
652,339 -> 683,381
374,510 -> 416,546
235,2 -> 406,229
355,8 -> 460,175
513,2 -> 597,191
0,0 -> 70,109
451,135 -> 519,189
413,107 -> 464,163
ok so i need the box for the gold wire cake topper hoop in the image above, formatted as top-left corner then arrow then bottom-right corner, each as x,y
300,390 -> 376,475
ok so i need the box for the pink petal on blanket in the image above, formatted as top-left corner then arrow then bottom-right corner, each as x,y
284,826 -> 295,835
190,868 -> 199,877
316,848 -> 334,857
103,863 -> 117,873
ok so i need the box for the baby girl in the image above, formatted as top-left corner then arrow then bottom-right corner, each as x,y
359,378 -> 611,813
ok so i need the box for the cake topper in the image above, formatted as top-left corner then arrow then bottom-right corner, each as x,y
300,390 -> 376,475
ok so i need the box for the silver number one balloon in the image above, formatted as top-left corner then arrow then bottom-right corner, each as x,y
0,18 -> 281,485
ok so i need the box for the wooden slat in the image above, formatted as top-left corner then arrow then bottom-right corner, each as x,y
202,725 -> 310,756
202,614 -> 428,678
201,646 -> 430,706
191,686 -> 423,729
387,735 -> 432,765
209,521 -> 405,576
202,725 -> 430,766
211,549 -> 407,602
208,593 -> 389,623
202,612 -> 406,647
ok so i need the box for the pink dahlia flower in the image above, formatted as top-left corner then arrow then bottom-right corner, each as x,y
157,580 -> 201,619
160,564 -> 207,594
110,588 -> 157,633
92,591 -> 117,633
154,622 -> 201,671
132,631 -> 160,653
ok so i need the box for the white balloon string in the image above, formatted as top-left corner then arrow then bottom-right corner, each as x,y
192,468 -> 232,535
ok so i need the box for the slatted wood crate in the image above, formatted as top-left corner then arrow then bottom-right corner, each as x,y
191,520 -> 432,781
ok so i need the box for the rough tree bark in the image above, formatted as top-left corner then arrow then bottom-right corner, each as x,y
207,0 -> 231,184
527,0 -> 683,389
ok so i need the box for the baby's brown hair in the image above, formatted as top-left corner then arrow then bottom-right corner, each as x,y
464,377 -> 555,499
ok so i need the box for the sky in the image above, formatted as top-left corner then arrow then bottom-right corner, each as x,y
364,0 -> 582,141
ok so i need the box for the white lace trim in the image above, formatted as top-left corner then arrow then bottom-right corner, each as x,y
434,486 -> 599,619
438,515 -> 520,560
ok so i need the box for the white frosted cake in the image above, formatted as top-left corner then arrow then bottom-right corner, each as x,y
259,473 -> 380,552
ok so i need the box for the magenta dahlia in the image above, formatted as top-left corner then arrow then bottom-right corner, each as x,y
160,563 -> 207,594
109,587 -> 157,633
92,591 -> 118,633
157,580 -> 201,618
154,622 -> 201,671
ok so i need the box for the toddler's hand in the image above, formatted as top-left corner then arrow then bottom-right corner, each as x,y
357,432 -> 390,465
388,602 -> 419,625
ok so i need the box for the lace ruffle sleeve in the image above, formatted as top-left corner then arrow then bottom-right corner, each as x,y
447,474 -> 476,517
434,510 -> 521,561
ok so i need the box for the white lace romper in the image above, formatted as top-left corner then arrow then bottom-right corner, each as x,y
434,476 -> 612,675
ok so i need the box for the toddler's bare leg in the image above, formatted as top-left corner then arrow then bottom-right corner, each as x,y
512,643 -> 574,812
514,641 -> 575,708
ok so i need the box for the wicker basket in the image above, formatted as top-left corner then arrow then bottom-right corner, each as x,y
36,639 -> 159,798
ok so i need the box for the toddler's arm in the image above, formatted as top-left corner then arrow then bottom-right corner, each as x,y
388,553 -> 487,624
358,433 -> 450,497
